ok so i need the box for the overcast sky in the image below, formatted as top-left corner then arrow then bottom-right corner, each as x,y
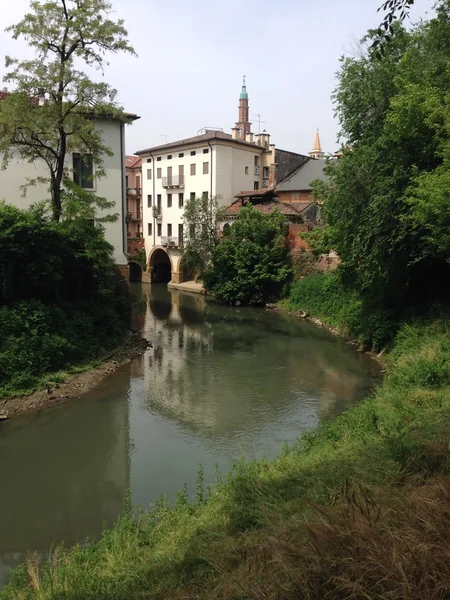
0,0 -> 432,156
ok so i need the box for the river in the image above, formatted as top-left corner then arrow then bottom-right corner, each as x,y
0,283 -> 381,585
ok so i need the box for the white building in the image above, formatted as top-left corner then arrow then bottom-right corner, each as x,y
0,97 -> 139,270
136,80 -> 309,284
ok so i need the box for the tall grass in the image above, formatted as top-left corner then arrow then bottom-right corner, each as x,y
3,319 -> 450,600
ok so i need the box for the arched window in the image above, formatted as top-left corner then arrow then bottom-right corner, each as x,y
223,223 -> 231,235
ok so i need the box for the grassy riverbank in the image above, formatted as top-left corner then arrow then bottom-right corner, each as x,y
3,308 -> 449,599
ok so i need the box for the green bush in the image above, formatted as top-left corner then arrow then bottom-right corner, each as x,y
0,204 -> 130,395
204,205 -> 292,305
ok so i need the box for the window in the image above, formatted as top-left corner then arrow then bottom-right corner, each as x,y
190,163 -> 196,176
167,223 -> 172,237
263,166 -> 269,178
73,153 -> 94,189
126,175 -> 129,188
190,150 -> 196,156
190,192 -> 196,201
148,223 -> 152,236
179,152 -> 184,158
157,194 -> 162,211
147,168 -> 152,179
178,223 -> 184,246
223,223 -> 231,235
203,162 -> 209,175
136,175 -> 141,190
157,168 -> 162,179
178,192 -> 184,208
167,193 -> 172,207
189,223 -> 195,238
147,194 -> 152,207
245,166 -> 249,174
157,223 -> 162,236
254,181 -> 259,190
203,148 -> 209,154
157,156 -> 162,161
254,155 -> 259,166
147,158 -> 152,163
167,154 -> 172,160
202,191 -> 208,200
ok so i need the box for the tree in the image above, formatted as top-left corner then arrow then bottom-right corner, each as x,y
0,0 -> 136,221
312,3 -> 450,343
204,205 -> 292,306
182,194 -> 221,281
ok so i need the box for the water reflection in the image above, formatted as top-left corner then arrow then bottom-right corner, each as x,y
0,283 -> 380,586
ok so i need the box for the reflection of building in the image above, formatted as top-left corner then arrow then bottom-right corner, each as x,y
137,286 -> 378,440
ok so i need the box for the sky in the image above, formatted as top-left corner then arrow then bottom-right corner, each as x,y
0,0 -> 433,156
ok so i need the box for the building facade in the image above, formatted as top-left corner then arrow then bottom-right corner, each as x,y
136,80 -> 310,284
125,155 -> 143,255
0,90 -> 138,270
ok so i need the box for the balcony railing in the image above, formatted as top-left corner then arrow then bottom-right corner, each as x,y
162,175 -> 185,188
126,211 -> 142,224
127,187 -> 142,196
161,236 -> 179,247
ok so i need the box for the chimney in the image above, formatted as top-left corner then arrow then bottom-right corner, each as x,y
260,132 -> 270,148
245,132 -> 254,144
231,127 -> 239,140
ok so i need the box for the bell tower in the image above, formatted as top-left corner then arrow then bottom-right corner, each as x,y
235,76 -> 252,140
309,128 -> 325,159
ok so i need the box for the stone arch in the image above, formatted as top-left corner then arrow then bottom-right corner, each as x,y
149,247 -> 172,284
178,253 -> 196,284
129,261 -> 142,283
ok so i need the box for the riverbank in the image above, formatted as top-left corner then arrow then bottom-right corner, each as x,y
2,305 -> 449,598
0,334 -> 148,420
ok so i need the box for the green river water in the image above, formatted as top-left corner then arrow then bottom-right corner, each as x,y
0,283 -> 381,584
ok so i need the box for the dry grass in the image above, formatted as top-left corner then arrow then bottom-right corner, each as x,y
174,473 -> 450,600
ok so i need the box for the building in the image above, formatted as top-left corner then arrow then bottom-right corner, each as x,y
136,79 -> 310,284
309,129 -> 325,159
0,90 -> 139,274
125,155 -> 143,254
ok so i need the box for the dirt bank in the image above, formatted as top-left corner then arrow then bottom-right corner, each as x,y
0,334 -> 149,420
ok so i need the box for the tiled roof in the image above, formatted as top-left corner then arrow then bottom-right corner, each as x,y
276,159 -> 328,192
136,130 -> 265,155
126,155 -> 142,169
223,198 -> 304,218
234,188 -> 276,199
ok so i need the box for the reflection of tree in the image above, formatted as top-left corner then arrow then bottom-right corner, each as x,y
0,373 -> 131,563
141,285 -> 380,442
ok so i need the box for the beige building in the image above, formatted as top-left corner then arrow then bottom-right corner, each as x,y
0,91 -> 139,270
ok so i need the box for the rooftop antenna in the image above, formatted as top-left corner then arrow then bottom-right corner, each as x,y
252,114 -> 266,135
160,134 -> 168,144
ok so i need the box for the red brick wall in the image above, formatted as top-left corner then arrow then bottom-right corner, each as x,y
286,223 -> 313,251
277,190 -> 313,203
127,238 -> 144,254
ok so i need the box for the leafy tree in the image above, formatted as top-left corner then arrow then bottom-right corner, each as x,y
312,3 -> 450,345
0,0 -> 136,221
182,194 -> 222,281
204,205 -> 292,306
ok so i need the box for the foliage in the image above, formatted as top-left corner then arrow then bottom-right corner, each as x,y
204,205 -> 292,305
129,247 -> 147,271
0,0 -> 136,221
182,195 -> 221,281
313,7 -> 450,345
0,204 -> 130,395
3,316 -> 450,599
284,272 -> 400,349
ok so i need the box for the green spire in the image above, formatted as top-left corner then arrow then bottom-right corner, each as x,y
240,75 -> 248,100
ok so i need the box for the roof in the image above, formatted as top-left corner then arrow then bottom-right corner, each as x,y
312,129 -> 322,152
135,130 -> 265,155
0,90 -> 139,121
234,188 -> 277,199
276,159 -> 328,192
126,155 -> 142,169
224,197 -> 304,218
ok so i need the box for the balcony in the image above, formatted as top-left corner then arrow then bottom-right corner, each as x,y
126,211 -> 141,222
161,236 -> 180,247
162,175 -> 184,188
127,187 -> 142,196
